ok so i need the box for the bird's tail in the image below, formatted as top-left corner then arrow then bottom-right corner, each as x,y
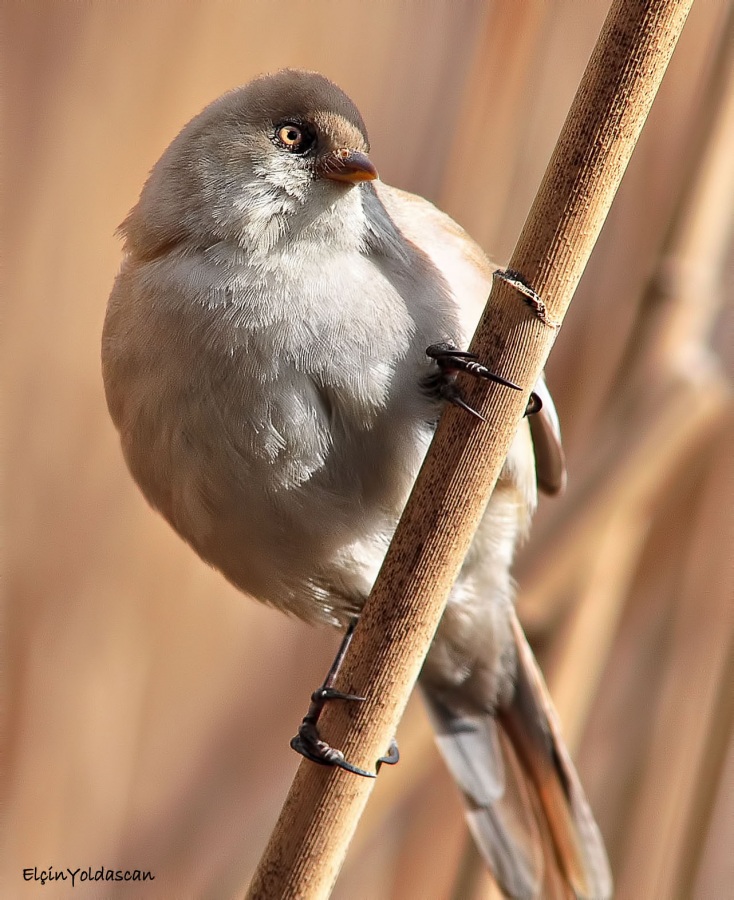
423,610 -> 612,899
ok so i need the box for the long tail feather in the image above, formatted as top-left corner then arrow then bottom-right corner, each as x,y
423,611 -> 612,899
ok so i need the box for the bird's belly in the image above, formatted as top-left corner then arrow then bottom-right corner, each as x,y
208,399 -> 433,621
117,340 -> 432,624
105,255 -> 448,624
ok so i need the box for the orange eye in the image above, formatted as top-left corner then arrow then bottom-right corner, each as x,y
277,124 -> 303,147
274,122 -> 315,155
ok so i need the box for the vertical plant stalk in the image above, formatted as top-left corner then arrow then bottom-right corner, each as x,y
246,1 -> 694,897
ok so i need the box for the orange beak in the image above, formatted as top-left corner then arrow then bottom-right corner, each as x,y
317,148 -> 378,184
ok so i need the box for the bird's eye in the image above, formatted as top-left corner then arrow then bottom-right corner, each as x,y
274,122 -> 315,155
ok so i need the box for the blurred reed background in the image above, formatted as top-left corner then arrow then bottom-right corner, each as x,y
4,2 -> 733,898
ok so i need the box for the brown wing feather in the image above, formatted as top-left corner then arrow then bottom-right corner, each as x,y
376,183 -> 567,496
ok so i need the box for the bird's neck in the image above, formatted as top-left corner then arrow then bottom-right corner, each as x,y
234,180 -> 369,267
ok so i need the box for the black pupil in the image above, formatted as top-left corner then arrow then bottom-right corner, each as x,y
276,123 -> 312,154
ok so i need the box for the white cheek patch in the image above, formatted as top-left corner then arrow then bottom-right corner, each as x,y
251,156 -> 311,204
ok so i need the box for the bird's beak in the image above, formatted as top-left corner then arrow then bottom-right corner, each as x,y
318,148 -> 378,184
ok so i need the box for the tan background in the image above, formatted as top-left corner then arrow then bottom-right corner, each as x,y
4,2 -> 734,898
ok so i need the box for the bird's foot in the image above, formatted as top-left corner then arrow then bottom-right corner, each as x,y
425,342 -> 521,420
291,687 -> 376,777
290,687 -> 399,778
290,619 -> 398,777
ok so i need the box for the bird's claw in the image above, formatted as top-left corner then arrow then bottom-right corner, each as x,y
426,342 -> 521,391
437,379 -> 486,421
525,391 -> 543,417
291,722 -> 376,778
291,617 -> 399,777
312,686 -> 365,703
377,738 -> 400,771
426,342 -> 521,420
291,682 -> 396,778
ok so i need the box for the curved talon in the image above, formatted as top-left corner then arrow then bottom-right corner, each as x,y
525,391 -> 543,417
426,342 -> 521,391
313,687 -> 365,703
331,755 -> 376,778
438,380 -> 485,421
291,724 -> 376,778
428,347 -> 478,360
377,738 -> 400,771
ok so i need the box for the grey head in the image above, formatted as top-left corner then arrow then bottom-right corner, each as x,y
121,69 -> 381,260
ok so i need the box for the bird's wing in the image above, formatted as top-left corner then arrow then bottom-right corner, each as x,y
375,183 -> 566,495
373,183 -> 493,338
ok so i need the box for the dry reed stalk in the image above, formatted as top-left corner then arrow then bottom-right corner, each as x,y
438,2 -> 553,254
518,372 -> 728,630
543,509 -> 651,753
615,413 -> 734,897
344,4 -> 734,889
690,659 -> 734,897
246,2 -> 694,896
620,1 -> 734,386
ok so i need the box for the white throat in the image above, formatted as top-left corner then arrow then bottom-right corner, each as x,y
239,174 -> 370,267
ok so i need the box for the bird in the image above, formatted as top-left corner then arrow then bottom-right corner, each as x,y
101,69 -> 612,899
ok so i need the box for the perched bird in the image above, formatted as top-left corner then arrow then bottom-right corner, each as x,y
102,69 -> 611,899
